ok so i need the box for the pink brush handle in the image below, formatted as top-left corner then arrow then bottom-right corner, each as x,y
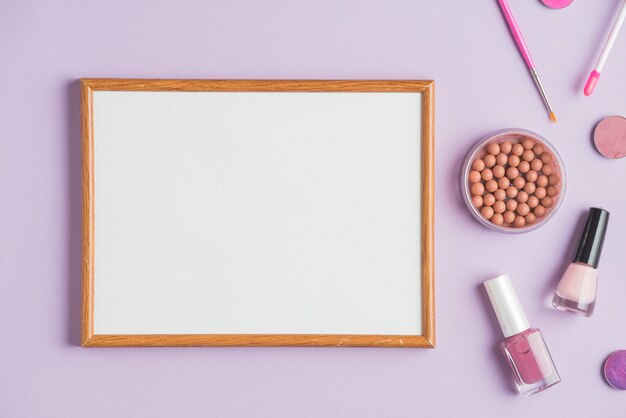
498,0 -> 535,69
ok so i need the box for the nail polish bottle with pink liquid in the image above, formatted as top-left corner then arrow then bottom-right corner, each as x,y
484,274 -> 561,396
553,207 -> 610,317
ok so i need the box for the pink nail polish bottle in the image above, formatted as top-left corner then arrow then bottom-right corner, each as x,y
553,207 -> 610,316
484,274 -> 561,396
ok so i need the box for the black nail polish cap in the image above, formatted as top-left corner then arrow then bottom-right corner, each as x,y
573,207 -> 610,269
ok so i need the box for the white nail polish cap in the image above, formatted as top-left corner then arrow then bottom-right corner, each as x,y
483,274 -> 530,338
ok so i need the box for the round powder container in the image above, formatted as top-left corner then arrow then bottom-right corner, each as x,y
461,129 -> 566,233
593,116 -> 626,159
604,350 -> 626,390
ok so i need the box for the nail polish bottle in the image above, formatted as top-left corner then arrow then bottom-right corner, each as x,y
484,274 -> 561,396
552,207 -> 609,316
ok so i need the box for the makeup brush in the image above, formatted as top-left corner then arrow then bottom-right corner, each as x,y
497,0 -> 557,123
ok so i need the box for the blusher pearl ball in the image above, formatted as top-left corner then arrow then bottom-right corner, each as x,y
548,174 -> 560,186
536,175 -> 548,187
540,152 -> 553,164
542,164 -> 554,175
512,143 -> 524,156
508,155 -> 520,167
516,203 -> 530,216
521,138 -> 535,150
472,195 -> 483,208
484,154 -> 496,168
496,153 -> 508,166
525,170 -> 538,183
506,199 -> 518,211
527,196 -> 539,208
517,191 -> 529,203
522,149 -> 535,162
472,159 -> 485,171
493,200 -> 506,214
506,167 -> 519,179
487,142 -> 500,155
542,197 -> 554,208
530,159 -> 543,171
471,182 -> 485,196
491,213 -> 504,225
534,205 -> 547,217
481,206 -> 494,219
506,186 -> 518,198
518,161 -> 530,173
497,177 -> 510,189
534,187 -> 547,199
503,211 -> 516,224
513,176 -> 525,189
523,182 -> 536,194
485,180 -> 498,192
547,186 -> 559,197
494,189 -> 506,201
483,193 -> 496,206
492,165 -> 505,178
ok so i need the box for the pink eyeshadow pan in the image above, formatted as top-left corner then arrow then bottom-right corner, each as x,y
541,0 -> 574,9
604,350 -> 626,390
594,116 -> 626,159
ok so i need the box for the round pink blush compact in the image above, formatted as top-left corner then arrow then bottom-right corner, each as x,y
541,0 -> 574,8
594,116 -> 626,159
604,350 -> 626,390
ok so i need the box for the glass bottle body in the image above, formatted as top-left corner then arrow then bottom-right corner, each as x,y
553,261 -> 597,316
500,328 -> 561,396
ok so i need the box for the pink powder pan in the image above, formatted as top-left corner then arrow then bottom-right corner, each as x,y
541,0 -> 574,9
594,116 -> 626,159
604,350 -> 626,390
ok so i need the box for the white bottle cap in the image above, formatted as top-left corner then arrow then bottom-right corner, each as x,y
483,274 -> 530,338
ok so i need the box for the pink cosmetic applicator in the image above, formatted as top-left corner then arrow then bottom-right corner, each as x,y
497,0 -> 557,122
584,0 -> 626,96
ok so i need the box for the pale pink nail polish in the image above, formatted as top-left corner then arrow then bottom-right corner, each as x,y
484,274 -> 561,396
553,208 -> 609,316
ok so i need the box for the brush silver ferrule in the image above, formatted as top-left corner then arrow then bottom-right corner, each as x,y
530,68 -> 554,114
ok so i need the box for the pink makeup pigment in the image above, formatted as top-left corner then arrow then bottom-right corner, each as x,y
594,116 -> 626,159
604,351 -> 626,390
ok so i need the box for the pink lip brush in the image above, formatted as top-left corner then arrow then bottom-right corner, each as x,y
584,0 -> 626,96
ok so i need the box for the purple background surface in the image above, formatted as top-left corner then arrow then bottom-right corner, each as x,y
1,1 -> 625,416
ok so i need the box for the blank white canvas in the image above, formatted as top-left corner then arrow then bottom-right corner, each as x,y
93,90 -> 422,335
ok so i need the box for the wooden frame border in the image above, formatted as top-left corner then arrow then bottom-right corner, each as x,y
80,79 -> 435,348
